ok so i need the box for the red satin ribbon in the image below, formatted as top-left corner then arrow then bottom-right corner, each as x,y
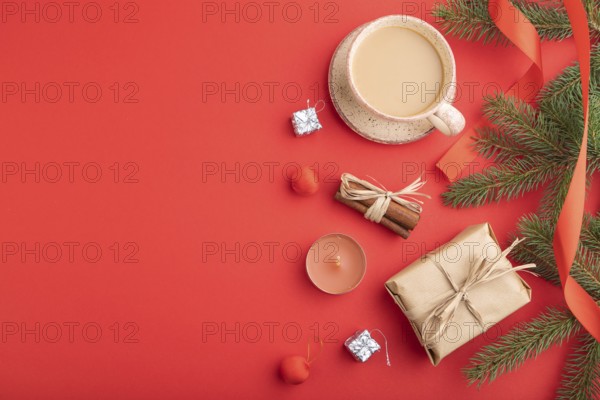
437,0 -> 599,340
553,0 -> 600,342
436,0 -> 544,181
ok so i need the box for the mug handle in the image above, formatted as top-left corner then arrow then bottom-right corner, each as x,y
427,103 -> 466,136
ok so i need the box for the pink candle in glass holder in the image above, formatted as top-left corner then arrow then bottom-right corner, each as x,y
306,234 -> 367,295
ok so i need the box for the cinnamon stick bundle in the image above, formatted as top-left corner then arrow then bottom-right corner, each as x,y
335,180 -> 421,238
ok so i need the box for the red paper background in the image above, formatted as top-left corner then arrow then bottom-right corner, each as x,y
1,1 -> 598,399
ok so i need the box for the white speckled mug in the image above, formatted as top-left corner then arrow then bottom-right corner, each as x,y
347,15 -> 465,136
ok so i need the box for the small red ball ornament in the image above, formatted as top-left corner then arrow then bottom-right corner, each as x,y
279,355 -> 310,385
291,166 -> 319,196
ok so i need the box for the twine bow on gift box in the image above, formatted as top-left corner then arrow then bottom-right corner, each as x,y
418,238 -> 536,348
339,173 -> 430,223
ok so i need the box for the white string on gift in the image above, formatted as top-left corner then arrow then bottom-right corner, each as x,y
339,173 -> 431,223
308,99 -> 326,113
418,238 -> 538,349
370,329 -> 391,367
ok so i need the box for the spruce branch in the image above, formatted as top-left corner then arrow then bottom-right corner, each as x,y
557,333 -> 600,400
464,308 -> 581,386
433,0 -> 503,44
433,0 -> 600,44
475,126 -> 531,163
482,95 -> 567,160
539,46 -> 600,160
538,167 -> 573,222
510,214 -> 600,298
443,51 -> 599,209
442,160 -> 557,207
510,214 -> 558,283
582,213 -> 600,254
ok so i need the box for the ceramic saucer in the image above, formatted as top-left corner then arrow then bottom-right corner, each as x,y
328,25 -> 455,144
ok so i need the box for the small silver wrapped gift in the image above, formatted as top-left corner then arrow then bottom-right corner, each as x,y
345,330 -> 381,362
291,101 -> 323,137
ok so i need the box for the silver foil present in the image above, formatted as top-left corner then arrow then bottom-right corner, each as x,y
291,106 -> 322,136
345,330 -> 381,362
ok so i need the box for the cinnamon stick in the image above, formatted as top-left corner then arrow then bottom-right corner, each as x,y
335,191 -> 411,238
346,181 -> 420,230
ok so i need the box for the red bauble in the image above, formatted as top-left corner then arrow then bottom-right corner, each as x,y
279,355 -> 310,385
291,166 -> 319,196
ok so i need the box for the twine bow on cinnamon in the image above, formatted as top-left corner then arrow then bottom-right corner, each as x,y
418,238 -> 536,348
339,173 -> 430,223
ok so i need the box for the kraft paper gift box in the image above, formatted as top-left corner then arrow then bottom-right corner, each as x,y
385,223 -> 534,366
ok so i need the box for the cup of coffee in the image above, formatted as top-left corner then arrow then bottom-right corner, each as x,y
347,15 -> 465,136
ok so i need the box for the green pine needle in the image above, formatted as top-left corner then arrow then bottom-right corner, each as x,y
442,47 -> 600,212
442,159 -> 558,207
433,0 -> 600,45
557,333 -> 600,400
510,214 -> 600,299
434,0 -> 504,45
464,308 -> 581,386
582,214 -> 600,254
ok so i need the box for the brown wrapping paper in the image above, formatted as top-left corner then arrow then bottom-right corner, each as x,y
385,223 -> 532,366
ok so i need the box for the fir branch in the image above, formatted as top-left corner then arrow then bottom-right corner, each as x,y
582,214 -> 600,254
539,44 -> 600,103
589,94 -> 600,166
482,95 -> 567,161
509,214 -> 559,285
442,160 -> 557,207
443,47 -> 599,210
557,333 -> 600,400
433,0 -> 503,45
433,0 -> 600,44
540,165 -> 598,223
539,46 -> 600,158
510,214 -> 600,299
475,126 -> 528,163
464,308 -> 581,386
587,0 -> 600,40
538,167 -> 573,222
